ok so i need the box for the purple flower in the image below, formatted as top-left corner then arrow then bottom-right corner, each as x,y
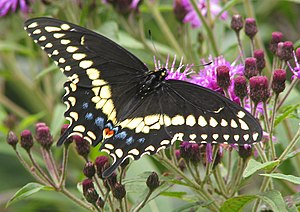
0,0 -> 30,17
178,0 -> 228,28
287,50 -> 300,80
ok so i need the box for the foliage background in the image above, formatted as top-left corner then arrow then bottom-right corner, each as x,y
0,0 -> 300,211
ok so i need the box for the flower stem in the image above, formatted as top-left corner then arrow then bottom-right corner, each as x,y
133,189 -> 153,212
276,78 -> 299,111
190,0 -> 219,56
58,145 -> 69,187
61,187 -> 95,211
41,148 -> 59,185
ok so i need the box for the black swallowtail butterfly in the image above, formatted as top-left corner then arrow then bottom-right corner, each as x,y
24,17 -> 262,177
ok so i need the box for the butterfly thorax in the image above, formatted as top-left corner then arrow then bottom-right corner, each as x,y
138,68 -> 168,96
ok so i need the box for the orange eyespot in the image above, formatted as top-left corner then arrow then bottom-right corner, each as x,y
103,128 -> 115,138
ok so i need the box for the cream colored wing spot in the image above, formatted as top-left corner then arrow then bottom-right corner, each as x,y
171,115 -> 185,125
79,60 -> 93,69
171,133 -> 184,144
53,33 -> 65,38
135,121 -> 145,133
209,117 -> 218,127
27,22 -> 38,28
38,36 -> 46,41
52,50 -> 59,55
142,126 -> 150,134
45,26 -> 61,32
189,134 -> 197,140
100,85 -> 111,99
149,123 -> 160,130
84,136 -> 92,145
234,135 -> 240,141
220,119 -> 228,127
92,79 -> 107,86
127,117 -> 143,129
92,87 -> 100,96
61,23 -> 71,30
70,83 -> 77,91
66,46 -> 78,53
237,111 -> 246,119
33,40 -> 38,43
60,39 -> 71,45
213,107 -> 224,113
239,119 -> 249,130
45,43 -> 53,48
86,68 -> 100,80
243,134 -> 249,141
252,132 -> 259,141
115,149 -> 123,158
69,112 -> 79,121
65,65 -> 71,71
33,29 -> 41,34
128,149 -> 140,156
102,99 -> 114,115
163,115 -> 172,126
72,53 -> 87,60
87,131 -> 96,140
80,36 -> 85,45
144,115 -> 160,126
223,134 -> 230,140
68,96 -> 76,106
198,116 -> 207,127
201,134 -> 208,140
73,125 -> 85,132
160,140 -> 170,145
230,119 -> 238,128
145,145 -> 155,152
212,134 -> 219,140
104,144 -> 114,150
186,115 -> 196,126
59,57 -> 66,63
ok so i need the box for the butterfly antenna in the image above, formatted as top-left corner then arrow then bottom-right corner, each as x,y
148,30 -> 163,64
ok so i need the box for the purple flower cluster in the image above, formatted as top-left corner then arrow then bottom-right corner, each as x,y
174,0 -> 228,28
0,0 -> 30,17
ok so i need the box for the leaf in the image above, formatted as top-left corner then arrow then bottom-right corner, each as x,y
274,104 -> 300,127
6,183 -> 53,207
220,190 -> 286,212
50,104 -> 67,138
260,173 -> 300,184
160,191 -> 187,198
284,149 -> 300,161
16,112 -> 46,132
173,201 -> 212,212
243,159 -> 279,178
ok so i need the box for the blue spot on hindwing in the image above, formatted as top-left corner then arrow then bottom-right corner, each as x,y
82,102 -> 88,109
95,117 -> 104,129
126,137 -> 134,145
115,131 -> 127,140
85,113 -> 93,120
105,122 -> 113,129
138,138 -> 145,143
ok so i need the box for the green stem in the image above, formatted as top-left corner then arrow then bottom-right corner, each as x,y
145,1 -> 184,57
190,0 -> 219,56
41,148 -> 59,185
269,95 -> 279,160
276,78 -> 299,111
133,189 -> 153,212
61,188 -> 95,211
214,167 -> 227,197
58,145 -> 69,187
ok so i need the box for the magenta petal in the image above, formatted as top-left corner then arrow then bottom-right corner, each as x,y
206,143 -> 213,163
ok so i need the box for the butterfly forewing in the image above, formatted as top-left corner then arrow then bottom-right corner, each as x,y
24,17 -> 262,178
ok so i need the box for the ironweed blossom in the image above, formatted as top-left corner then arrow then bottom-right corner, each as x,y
0,0 -> 31,16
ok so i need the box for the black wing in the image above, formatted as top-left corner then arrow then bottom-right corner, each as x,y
100,80 -> 262,177
24,17 -> 149,145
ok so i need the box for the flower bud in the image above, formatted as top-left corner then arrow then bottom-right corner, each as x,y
35,125 -> 53,150
250,76 -> 270,104
112,183 -> 126,200
244,57 -> 258,79
179,142 -> 201,163
231,14 -> 243,33
173,0 -> 189,22
216,65 -> 231,90
276,41 -> 294,61
269,32 -> 283,54
296,48 -> 300,63
84,187 -> 99,204
61,124 -> 73,146
146,172 -> 160,191
83,161 -> 96,178
238,145 -> 252,160
96,197 -> 105,208
7,131 -> 18,149
254,49 -> 265,74
74,136 -> 90,159
20,130 -> 33,152
272,69 -> 286,95
244,18 -> 258,39
234,76 -> 248,100
95,156 -> 110,178
82,178 -> 94,194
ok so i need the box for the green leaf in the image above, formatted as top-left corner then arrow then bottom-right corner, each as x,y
173,201 -> 212,212
274,104 -> 300,127
284,149 -> 300,161
6,183 -> 53,207
50,104 -> 67,138
160,191 -> 187,198
220,190 -> 286,212
260,173 -> 300,184
243,159 -> 279,178
16,112 -> 46,132
220,195 -> 257,212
